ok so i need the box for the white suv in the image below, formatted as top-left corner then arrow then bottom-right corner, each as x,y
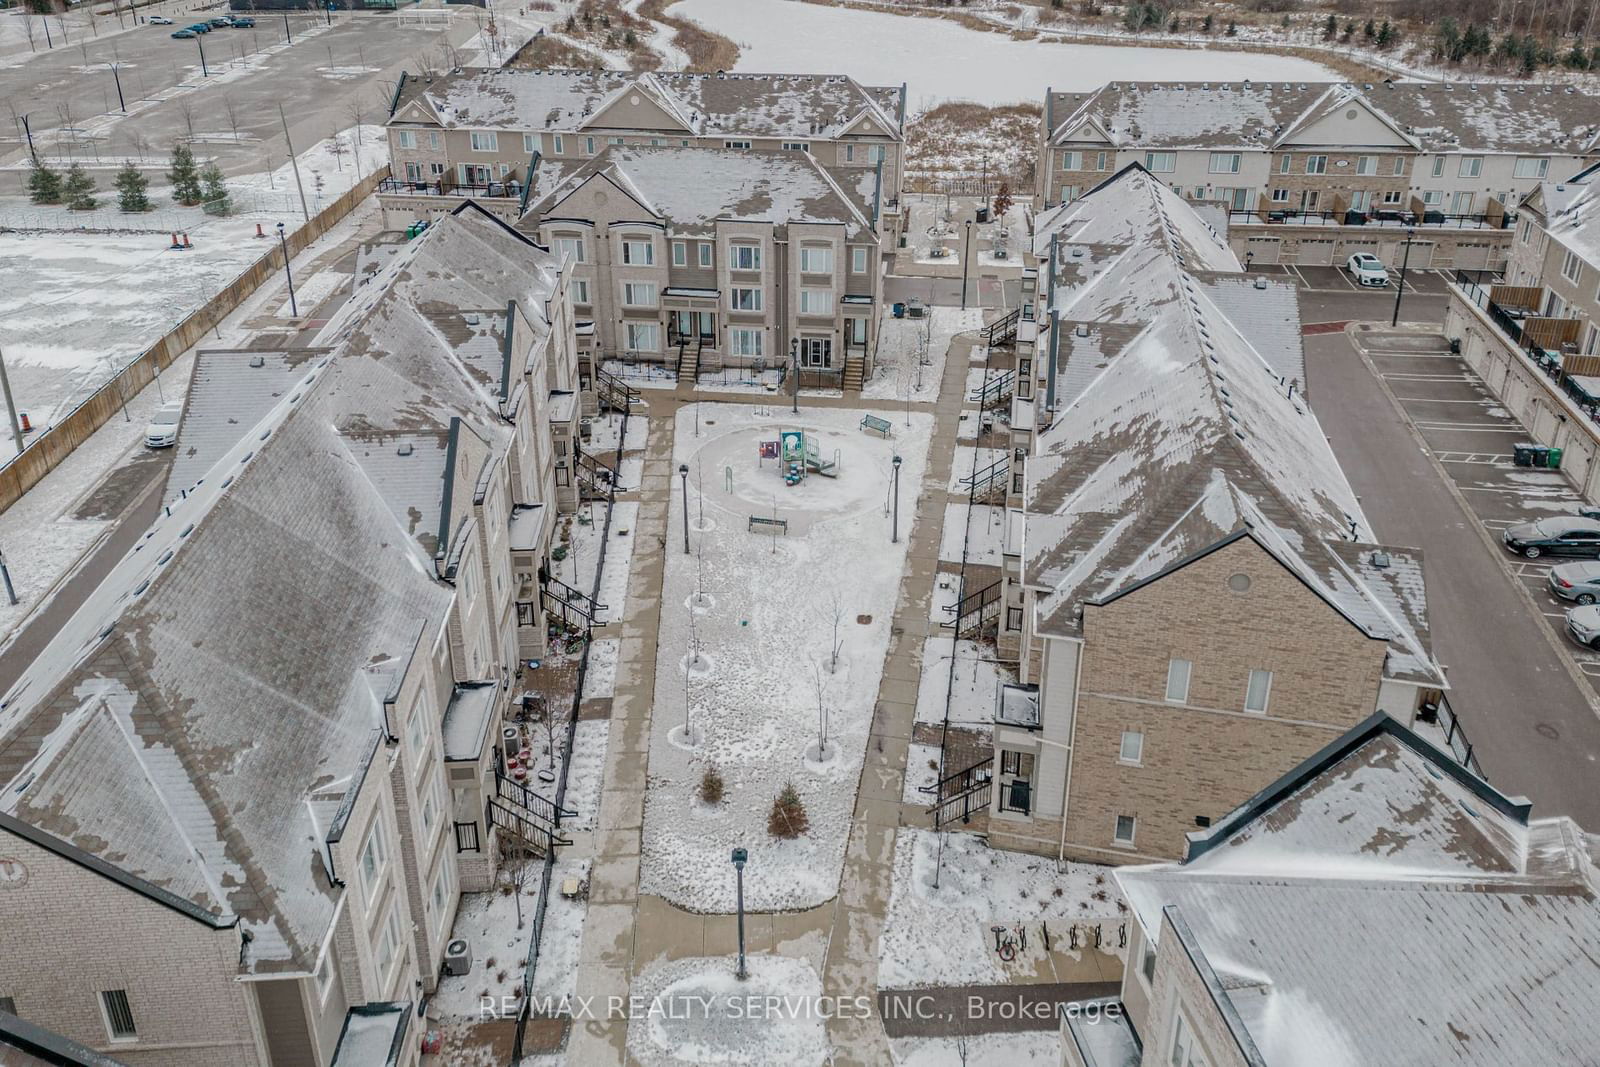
1346,252 -> 1389,287
145,400 -> 184,449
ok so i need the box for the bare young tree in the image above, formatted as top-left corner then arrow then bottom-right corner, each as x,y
822,590 -> 845,673
222,96 -> 243,144
126,128 -> 150,163
810,663 -> 830,758
499,837 -> 537,929
175,97 -> 196,143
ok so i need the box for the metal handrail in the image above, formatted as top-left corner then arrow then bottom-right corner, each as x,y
378,177 -> 521,198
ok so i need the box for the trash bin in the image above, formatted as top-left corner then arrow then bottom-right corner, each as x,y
1547,447 -> 1564,470
892,303 -> 905,319
1513,443 -> 1534,467
1530,445 -> 1552,468
976,207 -> 990,224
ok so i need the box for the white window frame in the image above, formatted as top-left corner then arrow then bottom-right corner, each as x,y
1355,155 -> 1377,175
671,240 -> 687,267
844,144 -> 855,162
1278,154 -> 1291,174
698,241 -> 713,267
782,141 -> 810,152
851,246 -> 868,273
552,134 -> 564,155
729,287 -> 763,312
584,136 -> 596,155
1144,151 -> 1175,173
1382,190 -> 1403,205
1391,155 -> 1405,176
1113,815 -> 1137,846
621,238 -> 654,266
469,130 -> 497,153
724,139 -> 751,150
523,133 -> 536,154
1459,156 -> 1483,178
396,130 -> 416,150
555,236 -> 584,264
730,243 -> 761,271
1119,730 -> 1143,765
315,950 -> 335,1005
430,865 -> 450,934
406,696 -> 426,756
375,905 -> 402,980
729,327 -> 763,357
358,817 -> 387,904
1165,658 -> 1191,703
622,281 -> 657,307
867,145 -> 886,163
1060,150 -> 1082,171
1208,152 -> 1241,174
799,246 -> 833,274
1170,1011 -> 1208,1067
625,322 -> 660,352
1269,188 -> 1289,203
1423,189 -> 1443,206
1560,249 -> 1582,284
1514,156 -> 1548,179
1305,154 -> 1328,175
1245,669 -> 1273,714
571,278 -> 590,305
799,287 -> 832,315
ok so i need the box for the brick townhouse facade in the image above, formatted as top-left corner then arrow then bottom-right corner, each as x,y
1036,81 -> 1599,272
0,205 -> 581,1066
380,68 -> 906,242
519,144 -> 884,393
952,166 -> 1444,867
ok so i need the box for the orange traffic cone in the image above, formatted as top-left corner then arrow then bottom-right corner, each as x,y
255,222 -> 265,239
170,232 -> 182,249
18,413 -> 31,433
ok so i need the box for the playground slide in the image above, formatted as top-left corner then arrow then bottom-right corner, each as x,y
804,441 -> 840,478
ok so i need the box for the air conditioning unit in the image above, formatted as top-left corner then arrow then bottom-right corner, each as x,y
443,939 -> 472,977
579,417 -> 594,440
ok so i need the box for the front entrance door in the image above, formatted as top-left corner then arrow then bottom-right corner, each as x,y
802,337 -> 832,368
673,311 -> 716,343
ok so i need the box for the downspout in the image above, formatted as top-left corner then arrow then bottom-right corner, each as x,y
388,71 -> 407,118
897,82 -> 907,129
872,158 -> 883,230
1043,86 -> 1052,202
1057,633 -> 1085,868
519,150 -> 541,217
1044,233 -> 1059,418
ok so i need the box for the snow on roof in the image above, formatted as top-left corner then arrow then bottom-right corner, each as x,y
523,145 -> 874,236
0,207 -> 562,975
394,68 -> 903,140
330,1002 -> 410,1066
441,681 -> 497,762
1022,168 -> 1439,683
1544,178 -> 1600,271
1048,81 -> 1600,154
1116,719 -> 1600,1065
1191,273 -> 1305,394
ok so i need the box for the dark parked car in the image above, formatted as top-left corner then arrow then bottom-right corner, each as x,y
171,27 -> 196,37
1503,517 -> 1600,558
232,16 -> 255,26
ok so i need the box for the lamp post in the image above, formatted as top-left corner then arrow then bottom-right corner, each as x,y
276,222 -> 298,318
0,546 -> 16,607
195,33 -> 208,77
789,337 -> 799,415
960,220 -> 973,310
1390,227 -> 1416,328
891,454 -> 902,544
731,848 -> 748,980
679,463 -> 690,554
111,64 -> 126,112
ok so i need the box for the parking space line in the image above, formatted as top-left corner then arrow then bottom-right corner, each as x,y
1412,423 -> 1523,432
1390,397 -> 1493,403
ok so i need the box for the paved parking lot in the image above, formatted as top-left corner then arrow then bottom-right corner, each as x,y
1252,262 -> 1457,298
1324,324 -> 1600,825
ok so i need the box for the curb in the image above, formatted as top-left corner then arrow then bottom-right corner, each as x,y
1344,322 -> 1600,723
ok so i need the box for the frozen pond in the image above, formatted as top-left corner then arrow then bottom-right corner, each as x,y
668,0 -> 1338,106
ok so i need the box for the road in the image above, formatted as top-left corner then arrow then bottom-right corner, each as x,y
1294,278 -> 1600,826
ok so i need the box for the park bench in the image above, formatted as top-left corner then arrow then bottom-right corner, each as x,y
860,415 -> 893,438
748,515 -> 789,535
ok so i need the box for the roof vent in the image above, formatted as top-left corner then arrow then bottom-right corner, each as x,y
464,312 -> 480,325
1371,551 -> 1391,569
397,442 -> 414,457
249,355 -> 266,368
1253,276 -> 1269,290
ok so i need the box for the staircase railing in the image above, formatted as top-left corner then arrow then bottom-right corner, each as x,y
541,572 -> 607,627
967,369 -> 1015,409
941,579 -> 1002,639
958,456 -> 1010,500
928,755 -> 994,828
496,770 -> 577,827
985,307 -> 1021,347
594,364 -> 641,413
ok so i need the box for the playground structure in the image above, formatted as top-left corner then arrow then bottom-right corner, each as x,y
775,428 -> 840,485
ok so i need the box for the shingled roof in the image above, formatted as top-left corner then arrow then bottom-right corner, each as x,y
393,69 -> 904,140
0,205 -> 563,974
1024,166 -> 1440,685
1117,714 -> 1600,1066
1046,81 -> 1600,154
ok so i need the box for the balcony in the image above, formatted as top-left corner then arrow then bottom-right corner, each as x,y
995,681 -> 1040,730
1454,273 -> 1597,416
378,177 -> 523,200
1232,208 -> 1511,230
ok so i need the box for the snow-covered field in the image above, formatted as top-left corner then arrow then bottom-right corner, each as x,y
639,402 -> 933,912
626,955 -> 829,1067
862,306 -> 983,403
878,830 -> 1125,989
582,637 -> 620,701
666,0 -> 1337,105
586,411 -> 650,454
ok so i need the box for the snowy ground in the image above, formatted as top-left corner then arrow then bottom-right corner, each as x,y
625,955 -> 828,1067
581,637 -> 620,701
558,501 -> 637,625
667,0 -> 1335,106
862,306 -> 983,404
639,402 -> 933,912
529,855 -> 593,1002
586,411 -> 649,455
929,572 -> 961,624
432,873 -> 545,1018
948,446 -> 1007,493
514,716 -> 610,832
902,741 -> 942,805
878,830 -> 1125,989
915,637 -> 1011,728
0,126 -> 385,444
937,502 -> 1008,567
900,196 -> 1031,268
889,1031 -> 1063,1067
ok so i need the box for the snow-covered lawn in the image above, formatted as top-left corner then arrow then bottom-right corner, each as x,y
586,411 -> 650,454
432,876 -> 544,1018
558,501 -> 637,625
878,830 -> 1125,989
639,402 -> 933,912
937,502 -> 1008,567
862,306 -> 983,403
915,637 -> 1010,728
626,955 -> 828,1067
948,446 -> 1007,493
667,0 -> 1335,104
955,410 -> 982,441
889,1031 -> 1064,1067
902,741 -> 943,805
582,638 -> 620,701
529,855 -> 593,1002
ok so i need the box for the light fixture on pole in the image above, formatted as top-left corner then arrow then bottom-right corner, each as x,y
789,337 -> 799,415
1391,227 -> 1416,328
891,454 -> 902,543
679,463 -> 690,554
731,848 -> 749,980
276,222 -> 298,318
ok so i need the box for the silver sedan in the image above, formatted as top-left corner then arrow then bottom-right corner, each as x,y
1549,561 -> 1600,604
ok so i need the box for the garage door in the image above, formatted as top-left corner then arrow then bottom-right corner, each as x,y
1456,242 -> 1492,270
1342,239 -> 1380,264
1565,436 -> 1595,496
1297,239 -> 1335,266
1245,236 -> 1282,265
1405,242 -> 1436,269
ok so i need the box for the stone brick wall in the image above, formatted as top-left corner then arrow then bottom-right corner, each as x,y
1062,537 -> 1386,863
1141,909 -> 1251,1067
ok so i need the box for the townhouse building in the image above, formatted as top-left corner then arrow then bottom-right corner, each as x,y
0,204 -> 581,1066
519,144 -> 884,392
379,68 -> 906,241
1448,162 -> 1600,499
1036,81 -> 1600,271
938,165 -> 1445,866
1062,712 -> 1600,1067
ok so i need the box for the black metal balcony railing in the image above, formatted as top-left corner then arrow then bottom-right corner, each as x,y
453,820 -> 481,853
379,177 -> 521,199
1453,272 -> 1598,419
1234,207 -> 1511,230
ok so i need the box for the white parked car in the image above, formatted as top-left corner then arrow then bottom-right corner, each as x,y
145,400 -> 184,449
1346,252 -> 1389,287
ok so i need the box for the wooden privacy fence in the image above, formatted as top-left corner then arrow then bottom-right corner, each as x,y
0,165 -> 390,515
